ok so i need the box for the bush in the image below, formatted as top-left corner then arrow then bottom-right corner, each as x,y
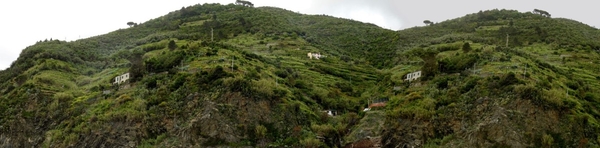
566,81 -> 579,90
583,93 -> 599,102
207,66 -> 231,81
169,73 -> 188,91
294,80 -> 310,89
255,125 -> 267,138
406,92 -> 424,101
438,53 -> 478,73
499,72 -> 520,86
542,89 -> 566,108
462,42 -> 472,53
432,76 -> 450,89
168,40 -> 177,50
461,77 -> 479,93
53,92 -> 74,100
145,51 -> 184,73
274,69 -> 288,78
515,85 -> 540,99
542,134 -> 554,147
251,79 -> 275,99
300,137 -> 322,148
335,82 -> 353,93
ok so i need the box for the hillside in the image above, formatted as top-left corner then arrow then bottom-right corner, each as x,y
382,9 -> 600,147
0,3 -> 393,148
1,3 -> 600,148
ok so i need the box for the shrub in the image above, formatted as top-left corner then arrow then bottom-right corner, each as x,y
251,79 -> 275,99
145,51 -> 184,73
169,73 -> 188,91
515,85 -> 540,99
584,93 -> 599,102
294,80 -> 310,89
335,82 -> 353,93
462,42 -> 472,53
199,66 -> 230,85
255,125 -> 267,138
406,92 -> 424,101
168,40 -> 177,50
542,134 -> 554,147
499,72 -> 520,86
566,81 -> 579,90
432,76 -> 450,89
461,77 -> 479,93
53,92 -> 74,100
438,53 -> 478,73
300,137 -> 322,148
275,69 -> 288,78
542,89 -> 565,108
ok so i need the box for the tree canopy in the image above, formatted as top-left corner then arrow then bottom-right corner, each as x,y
423,20 -> 433,26
533,9 -> 551,17
462,42 -> 472,53
168,40 -> 177,50
235,0 -> 254,7
127,21 -> 137,27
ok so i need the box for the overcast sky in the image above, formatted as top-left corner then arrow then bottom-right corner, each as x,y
1,0 -> 598,70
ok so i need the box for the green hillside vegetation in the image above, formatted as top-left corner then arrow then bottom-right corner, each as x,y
382,9 -> 600,147
1,3 -> 600,148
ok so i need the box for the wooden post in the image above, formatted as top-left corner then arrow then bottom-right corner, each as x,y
506,34 -> 509,47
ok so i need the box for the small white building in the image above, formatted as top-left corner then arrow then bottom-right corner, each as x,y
114,73 -> 130,85
307,52 -> 325,60
405,71 -> 421,81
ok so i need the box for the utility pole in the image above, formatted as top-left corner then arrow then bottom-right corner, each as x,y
506,34 -> 509,47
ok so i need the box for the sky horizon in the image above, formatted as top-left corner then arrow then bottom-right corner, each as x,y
1,0 -> 599,70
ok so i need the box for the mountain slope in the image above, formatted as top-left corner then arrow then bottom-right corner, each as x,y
2,5 -> 600,148
381,9 -> 600,147
0,3 -> 394,147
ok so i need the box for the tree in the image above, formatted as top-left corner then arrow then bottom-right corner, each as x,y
168,40 -> 177,50
128,49 -> 145,82
462,42 -> 472,53
533,9 -> 551,17
406,47 -> 439,80
127,22 -> 136,27
423,20 -> 432,26
235,0 -> 254,7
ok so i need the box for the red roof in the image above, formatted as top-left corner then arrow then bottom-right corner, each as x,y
369,102 -> 386,108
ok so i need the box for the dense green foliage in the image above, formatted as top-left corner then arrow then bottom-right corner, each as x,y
1,4 -> 600,148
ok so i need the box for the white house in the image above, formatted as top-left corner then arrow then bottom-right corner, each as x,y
307,52 -> 325,60
405,71 -> 421,81
114,73 -> 130,85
